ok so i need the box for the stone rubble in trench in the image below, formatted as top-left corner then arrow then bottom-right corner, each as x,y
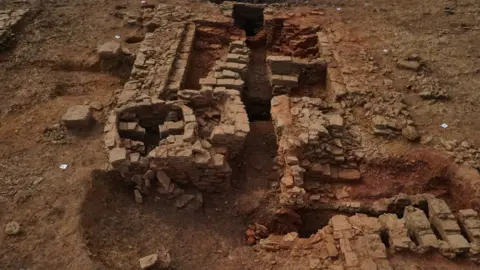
96,2 -> 480,268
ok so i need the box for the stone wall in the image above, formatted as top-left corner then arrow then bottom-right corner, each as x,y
260,199 -> 480,265
179,40 -> 251,158
266,55 -> 326,96
270,95 -> 361,208
104,10 -> 251,196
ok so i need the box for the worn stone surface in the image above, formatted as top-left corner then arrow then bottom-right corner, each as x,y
62,105 -> 93,129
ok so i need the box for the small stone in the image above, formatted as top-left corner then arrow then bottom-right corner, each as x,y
247,236 -> 256,246
461,141 -> 471,149
175,194 -> 195,208
402,126 -> 419,141
90,101 -> 103,111
420,135 -> 432,145
5,221 -> 21,235
397,60 -> 421,71
335,188 -> 349,199
134,189 -> 143,204
138,253 -> 158,269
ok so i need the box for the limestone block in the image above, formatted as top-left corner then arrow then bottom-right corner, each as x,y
270,74 -> 298,87
109,147 -> 128,167
199,77 -> 217,86
98,41 -> 121,59
267,55 -> 293,75
226,53 -> 249,64
457,209 -> 480,243
62,105 -> 93,129
416,233 -> 439,249
326,114 -> 344,129
330,215 -> 352,231
428,198 -> 455,219
445,234 -> 470,252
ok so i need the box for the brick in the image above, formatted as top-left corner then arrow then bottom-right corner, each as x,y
338,169 -> 361,181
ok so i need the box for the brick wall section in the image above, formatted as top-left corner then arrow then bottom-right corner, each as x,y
161,23 -> 196,99
179,40 -> 251,158
258,214 -> 391,269
457,209 -> 480,263
105,32 -> 253,193
428,198 -> 470,255
260,199 -> 480,265
266,55 -> 326,96
272,95 -> 362,208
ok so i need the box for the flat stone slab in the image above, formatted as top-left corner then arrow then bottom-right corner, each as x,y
62,105 -> 93,129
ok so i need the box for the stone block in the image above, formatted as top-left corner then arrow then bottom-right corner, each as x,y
330,215 -> 352,231
226,53 -> 248,64
338,169 -> 361,181
98,41 -> 121,59
445,234 -> 470,252
109,147 -> 127,167
267,55 -> 293,75
62,105 -> 93,129
156,170 -> 171,190
396,60 -> 421,71
270,74 -> 299,87
404,206 -> 432,232
416,233 -> 439,249
199,77 -> 217,86
222,69 -> 240,79
428,198 -> 454,219
326,114 -> 344,129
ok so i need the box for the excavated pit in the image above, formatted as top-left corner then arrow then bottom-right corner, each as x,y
91,4 -> 480,269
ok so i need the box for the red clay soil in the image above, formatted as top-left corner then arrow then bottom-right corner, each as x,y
350,149 -> 453,200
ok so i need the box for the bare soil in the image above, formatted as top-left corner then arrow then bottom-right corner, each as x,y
0,0 -> 480,269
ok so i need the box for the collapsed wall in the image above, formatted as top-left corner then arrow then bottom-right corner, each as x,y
271,95 -> 362,209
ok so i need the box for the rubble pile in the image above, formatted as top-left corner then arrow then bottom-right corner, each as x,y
363,91 -> 418,140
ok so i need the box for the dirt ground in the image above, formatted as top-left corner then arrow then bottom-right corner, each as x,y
0,0 -> 479,269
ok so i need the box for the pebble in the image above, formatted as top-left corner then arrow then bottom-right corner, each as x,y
5,221 -> 21,235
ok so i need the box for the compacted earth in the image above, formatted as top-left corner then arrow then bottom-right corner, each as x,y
0,0 -> 480,269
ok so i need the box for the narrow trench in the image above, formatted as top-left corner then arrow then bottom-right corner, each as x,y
243,40 -> 271,122
234,5 -> 272,122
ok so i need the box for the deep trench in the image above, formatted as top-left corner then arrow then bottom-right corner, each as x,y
234,5 -> 272,122
233,4 -> 264,37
